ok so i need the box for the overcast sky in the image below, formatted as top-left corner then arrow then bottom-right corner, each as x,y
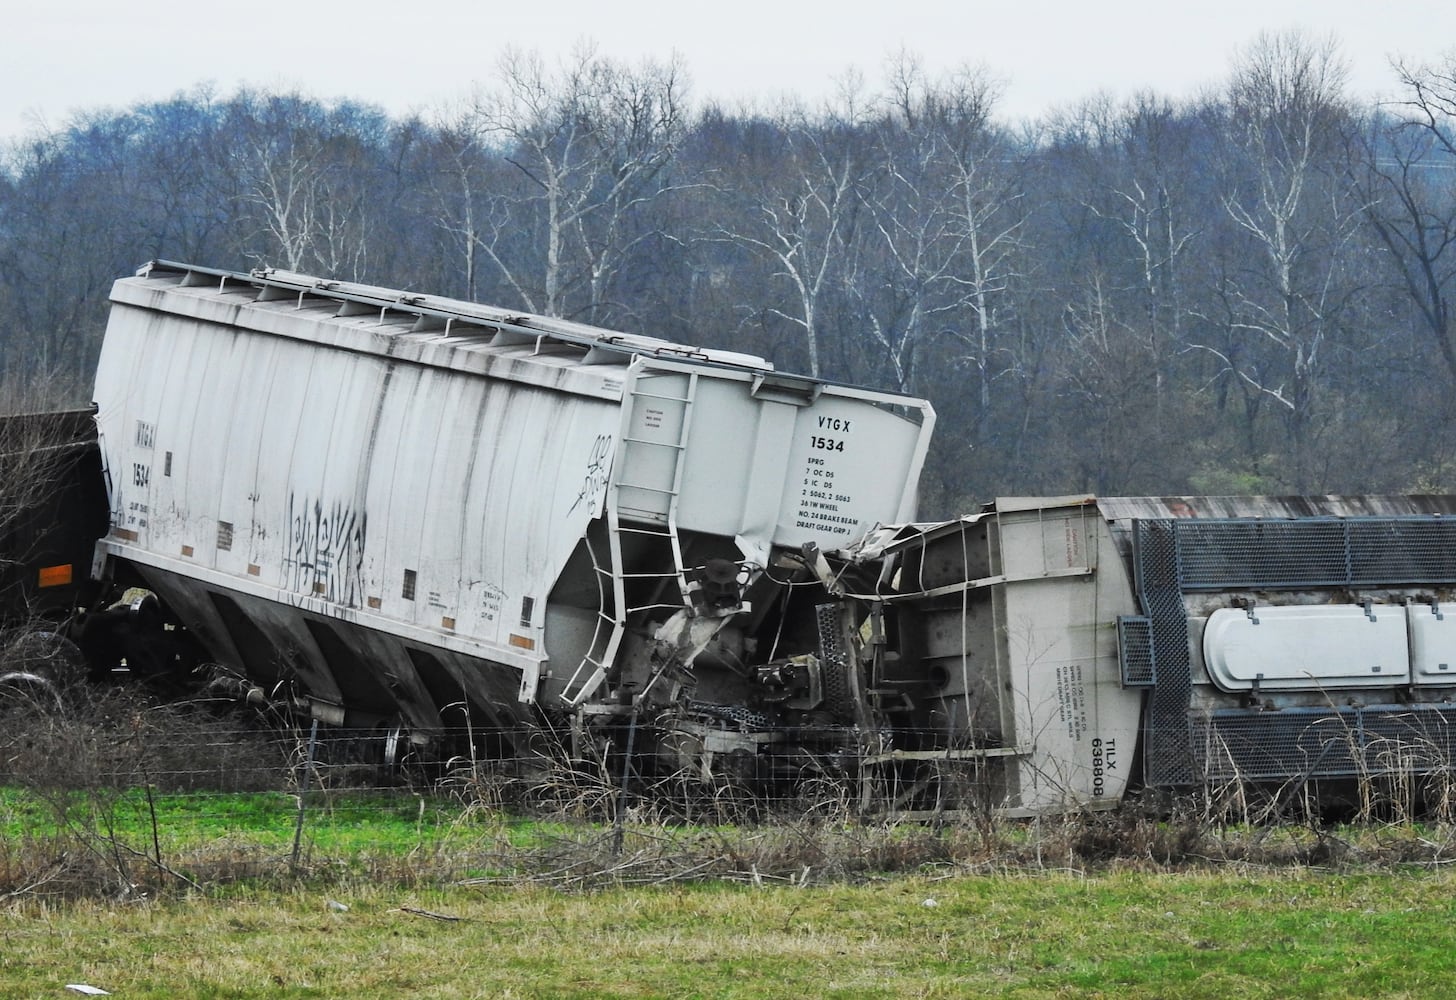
4,0 -> 1454,139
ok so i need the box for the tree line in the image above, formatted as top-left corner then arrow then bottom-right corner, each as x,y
2,34 -> 1454,516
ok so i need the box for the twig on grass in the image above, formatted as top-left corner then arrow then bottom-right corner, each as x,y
104,837 -> 203,892
395,905 -> 464,922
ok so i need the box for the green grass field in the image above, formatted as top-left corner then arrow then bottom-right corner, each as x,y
4,870 -> 1455,998
4,785 -> 1456,997
0,786 -> 544,854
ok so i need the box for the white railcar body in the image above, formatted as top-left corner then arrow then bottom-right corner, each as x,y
91,262 -> 934,748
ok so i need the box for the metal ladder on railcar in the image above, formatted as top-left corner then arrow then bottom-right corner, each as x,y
560,370 -> 700,707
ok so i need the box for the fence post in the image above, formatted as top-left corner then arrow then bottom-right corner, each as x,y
612,708 -> 639,857
290,718 -> 320,874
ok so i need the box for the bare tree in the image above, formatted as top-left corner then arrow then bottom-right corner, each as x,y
1364,53 -> 1456,385
936,98 -> 1030,436
854,57 -> 1023,398
223,92 -> 383,278
1055,92 -> 1204,345
1195,30 -> 1365,490
0,118 -> 140,385
463,45 -> 690,323
419,107 -> 520,303
713,82 -> 875,379
1037,93 -> 1213,488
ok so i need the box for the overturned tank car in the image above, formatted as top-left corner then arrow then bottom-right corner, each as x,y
83,261 -> 1456,816
846,495 -> 1456,814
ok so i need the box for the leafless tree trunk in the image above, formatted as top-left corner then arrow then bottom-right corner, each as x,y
464,45 -> 690,323
1364,54 -> 1456,385
227,92 -> 378,278
1195,30 -> 1362,490
714,86 -> 874,379
857,58 -> 1018,397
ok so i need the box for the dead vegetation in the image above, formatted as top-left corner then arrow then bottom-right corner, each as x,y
6,677 -> 1456,903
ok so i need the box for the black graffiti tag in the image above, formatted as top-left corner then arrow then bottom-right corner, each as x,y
568,434 -> 613,517
283,494 -> 368,608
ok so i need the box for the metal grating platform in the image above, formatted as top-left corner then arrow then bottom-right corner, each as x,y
817,603 -> 853,718
1134,519 -> 1194,786
1177,517 -> 1456,590
1194,705 -> 1456,781
1117,616 -> 1156,687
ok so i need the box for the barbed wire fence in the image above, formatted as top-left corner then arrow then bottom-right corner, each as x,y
0,685 -> 966,822
10,678 -> 1456,900
0,686 -> 1005,898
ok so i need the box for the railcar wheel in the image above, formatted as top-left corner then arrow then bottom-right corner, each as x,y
0,629 -> 86,711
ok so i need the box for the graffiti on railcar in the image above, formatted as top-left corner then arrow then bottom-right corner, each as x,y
283,493 -> 368,607
568,433 -> 614,517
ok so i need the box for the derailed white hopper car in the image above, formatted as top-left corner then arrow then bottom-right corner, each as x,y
90,261 -> 934,767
